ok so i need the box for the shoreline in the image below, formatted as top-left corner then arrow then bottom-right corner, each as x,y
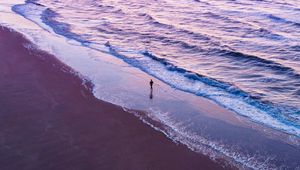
0,26 -> 228,169
0,8 -> 300,166
0,3 -> 300,166
0,0 -> 300,169
1,2 -> 299,168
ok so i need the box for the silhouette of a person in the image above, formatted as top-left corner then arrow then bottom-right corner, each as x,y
150,79 -> 154,89
149,79 -> 154,99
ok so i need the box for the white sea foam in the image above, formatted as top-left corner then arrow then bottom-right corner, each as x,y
128,108 -> 281,170
109,49 -> 300,137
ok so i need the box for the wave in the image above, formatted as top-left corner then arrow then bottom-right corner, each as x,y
202,12 -> 242,24
141,50 -> 300,112
143,32 -> 299,79
104,42 -> 300,136
266,14 -> 300,27
135,12 -> 295,76
291,45 -> 300,52
13,4 -> 89,44
248,27 -> 283,40
25,0 -> 43,6
97,22 -> 294,78
128,108 -> 281,170
41,9 -> 89,44
96,18 -> 297,79
138,12 -> 212,41
29,3 -> 293,80
219,49 -> 300,77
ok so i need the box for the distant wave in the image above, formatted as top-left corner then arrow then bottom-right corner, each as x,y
101,11 -> 296,77
291,45 -> 300,52
219,49 -> 300,77
266,14 -> 300,27
138,12 -> 211,41
80,9 -> 292,79
202,12 -> 242,24
246,27 -> 284,40
20,2 -> 295,78
41,8 -> 89,44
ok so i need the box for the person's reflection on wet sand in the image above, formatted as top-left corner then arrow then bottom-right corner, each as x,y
150,88 -> 153,99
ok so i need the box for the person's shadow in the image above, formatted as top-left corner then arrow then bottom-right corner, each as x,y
149,88 -> 153,99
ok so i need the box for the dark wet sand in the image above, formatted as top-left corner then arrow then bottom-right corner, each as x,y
0,26 -> 230,169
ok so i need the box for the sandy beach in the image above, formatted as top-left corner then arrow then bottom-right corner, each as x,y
0,26 -> 229,169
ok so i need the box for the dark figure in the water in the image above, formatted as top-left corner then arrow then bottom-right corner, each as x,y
104,41 -> 110,47
150,79 -> 154,89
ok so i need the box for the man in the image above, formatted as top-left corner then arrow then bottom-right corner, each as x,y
149,79 -> 154,99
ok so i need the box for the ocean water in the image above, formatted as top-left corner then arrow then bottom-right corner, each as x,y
2,0 -> 300,168
13,0 -> 300,136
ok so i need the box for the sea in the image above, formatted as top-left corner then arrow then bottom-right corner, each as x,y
1,0 -> 300,169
